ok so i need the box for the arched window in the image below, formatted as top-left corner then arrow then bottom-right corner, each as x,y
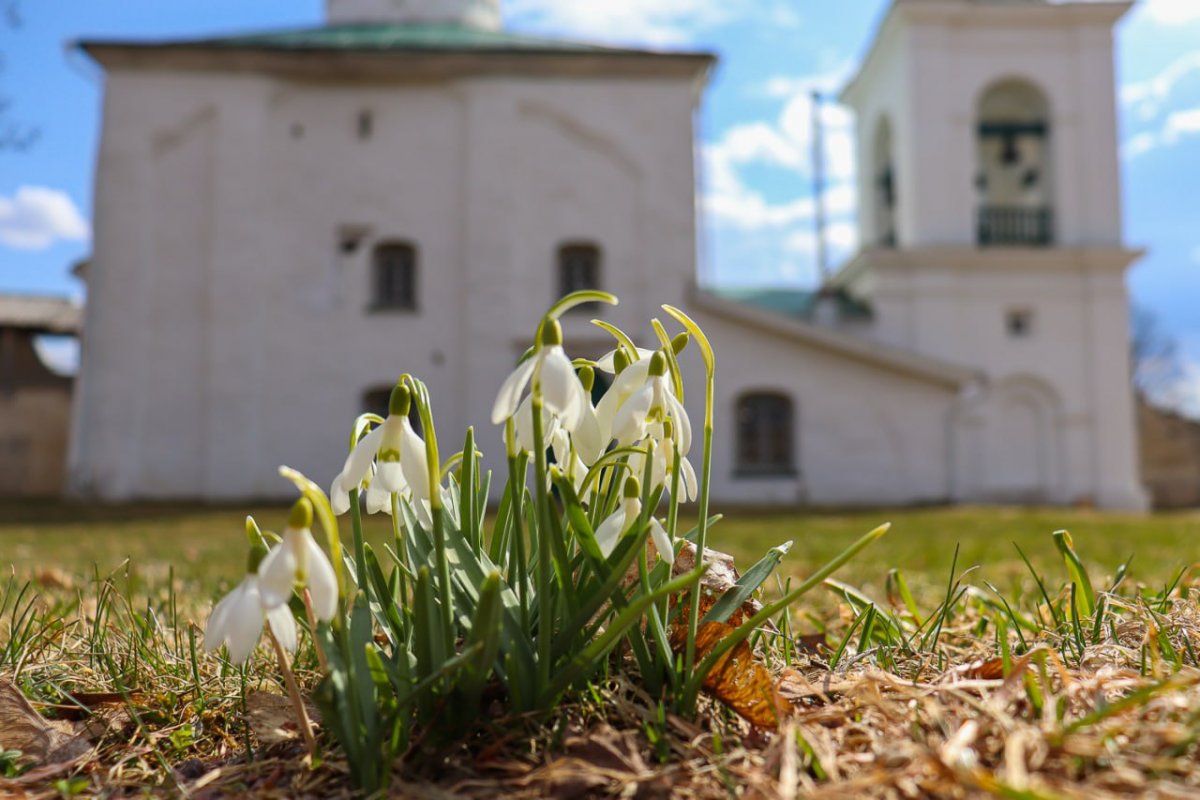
735,392 -> 794,475
873,116 -> 897,247
976,80 -> 1052,246
558,243 -> 602,300
371,241 -> 417,310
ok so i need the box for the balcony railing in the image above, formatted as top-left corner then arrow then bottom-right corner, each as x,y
977,206 -> 1053,247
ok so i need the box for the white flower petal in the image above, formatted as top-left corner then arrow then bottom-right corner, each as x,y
665,393 -> 693,455
364,482 -> 392,515
572,404 -> 606,465
612,383 -> 654,446
266,604 -> 297,653
594,506 -> 627,558
257,542 -> 298,610
681,456 -> 699,502
650,518 -> 674,565
331,425 -> 386,516
203,578 -> 245,652
491,356 -> 537,424
541,347 -> 584,430
303,535 -> 339,621
595,347 -> 655,374
225,580 -> 266,664
399,418 -> 431,505
375,461 -> 406,494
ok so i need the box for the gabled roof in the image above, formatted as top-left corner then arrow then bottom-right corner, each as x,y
0,294 -> 82,335
710,286 -> 873,321
691,286 -> 977,389
78,22 -> 716,77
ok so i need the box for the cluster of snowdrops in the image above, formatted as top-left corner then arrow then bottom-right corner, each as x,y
199,292 -> 737,791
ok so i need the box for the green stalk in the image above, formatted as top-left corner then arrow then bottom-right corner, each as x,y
390,492 -> 408,611
349,487 -> 368,592
530,384 -> 554,694
682,364 -> 714,703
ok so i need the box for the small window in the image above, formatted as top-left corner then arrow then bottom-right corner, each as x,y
558,243 -> 601,302
371,241 -> 417,311
735,392 -> 794,475
1006,309 -> 1034,338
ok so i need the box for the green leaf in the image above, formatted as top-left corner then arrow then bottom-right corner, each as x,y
1053,529 -> 1095,618
546,290 -> 618,320
702,540 -> 792,625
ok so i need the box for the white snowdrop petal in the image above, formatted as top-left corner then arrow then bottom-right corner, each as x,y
330,478 -> 351,516
256,543 -> 297,610
594,507 -> 627,559
572,405 -> 606,466
266,604 -> 298,653
491,357 -> 537,424
304,536 -> 339,621
337,424 -> 385,495
225,583 -> 266,664
612,383 -> 654,446
364,482 -> 392,515
650,518 -> 674,565
375,461 -> 407,493
399,419 -> 431,505
203,580 -> 242,652
681,456 -> 699,502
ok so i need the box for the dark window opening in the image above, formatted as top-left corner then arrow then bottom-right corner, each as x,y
1006,309 -> 1034,338
558,243 -> 602,308
371,241 -> 417,311
735,392 -> 795,475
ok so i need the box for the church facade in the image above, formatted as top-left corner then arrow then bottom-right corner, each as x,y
68,0 -> 1147,510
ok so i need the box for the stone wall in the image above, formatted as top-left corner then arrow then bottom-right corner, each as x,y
1138,396 -> 1200,509
0,329 -> 73,497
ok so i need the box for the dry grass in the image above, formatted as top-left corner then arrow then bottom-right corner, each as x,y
2,504 -> 1200,798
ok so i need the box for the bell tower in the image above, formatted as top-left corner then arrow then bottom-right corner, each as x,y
835,0 -> 1147,509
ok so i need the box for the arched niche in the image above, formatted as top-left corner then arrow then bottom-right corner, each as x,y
975,79 -> 1053,246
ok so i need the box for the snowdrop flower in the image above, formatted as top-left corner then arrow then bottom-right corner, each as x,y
491,319 -> 588,433
594,476 -> 643,558
656,417 -> 699,503
204,547 -> 297,665
611,352 -> 692,452
258,498 -> 338,621
551,428 -> 591,502
594,345 -> 654,375
330,384 -> 431,523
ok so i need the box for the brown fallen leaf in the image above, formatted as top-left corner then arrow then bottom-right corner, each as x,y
0,680 -> 91,765
244,691 -> 320,745
669,592 -> 790,730
36,690 -> 143,721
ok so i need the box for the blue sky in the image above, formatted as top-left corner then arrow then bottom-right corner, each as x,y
2,0 -> 1198,409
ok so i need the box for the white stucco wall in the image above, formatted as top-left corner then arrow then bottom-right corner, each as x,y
70,63 -> 699,501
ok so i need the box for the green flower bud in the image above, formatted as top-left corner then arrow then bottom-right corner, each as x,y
671,332 -> 689,355
662,417 -> 675,440
539,319 -> 564,348
648,351 -> 668,378
389,383 -> 412,417
623,475 -> 641,499
288,497 -> 314,530
613,348 -> 631,374
578,365 -> 595,393
245,541 -> 269,574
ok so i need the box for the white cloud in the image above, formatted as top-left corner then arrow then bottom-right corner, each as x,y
1121,131 -> 1160,159
0,186 -> 90,251
782,220 -> 858,256
1137,0 -> 1200,26
1120,105 -> 1200,158
703,72 -> 858,235
1120,53 -> 1200,116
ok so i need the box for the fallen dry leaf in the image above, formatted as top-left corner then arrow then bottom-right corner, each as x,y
244,691 -> 320,745
0,680 -> 91,765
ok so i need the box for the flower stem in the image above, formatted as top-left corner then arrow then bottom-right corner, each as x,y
349,486 -> 368,595
268,629 -> 318,759
529,383 -> 553,695
301,589 -> 328,673
681,365 -> 715,711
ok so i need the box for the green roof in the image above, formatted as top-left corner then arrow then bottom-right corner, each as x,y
85,22 -> 712,59
711,287 -> 873,322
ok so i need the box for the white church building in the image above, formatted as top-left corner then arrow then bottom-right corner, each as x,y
68,0 -> 1148,510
